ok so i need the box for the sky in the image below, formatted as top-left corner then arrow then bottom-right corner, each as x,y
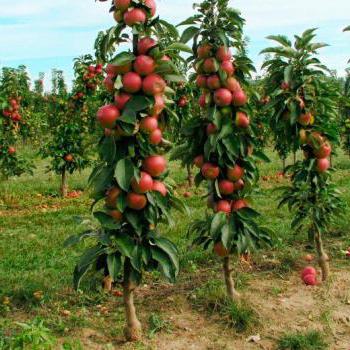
0,0 -> 349,90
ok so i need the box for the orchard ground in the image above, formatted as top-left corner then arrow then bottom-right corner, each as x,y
0,147 -> 349,350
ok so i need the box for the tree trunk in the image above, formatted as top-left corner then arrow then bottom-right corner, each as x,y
282,158 -> 286,172
123,260 -> 142,342
60,168 -> 68,197
223,257 -> 240,301
314,231 -> 330,281
187,164 -> 194,187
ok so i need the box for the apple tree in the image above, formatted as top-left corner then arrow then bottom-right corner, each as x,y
0,66 -> 33,179
262,29 -> 343,280
41,62 -> 103,196
177,0 -> 271,301
65,0 -> 188,341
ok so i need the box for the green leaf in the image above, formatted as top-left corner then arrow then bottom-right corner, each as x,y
164,74 -> 186,82
115,158 -> 135,191
153,237 -> 179,276
164,42 -> 193,54
107,253 -> 122,281
180,26 -> 200,43
115,235 -> 134,258
151,247 -> 176,282
111,51 -> 135,66
124,95 -> 151,112
344,25 -> 350,32
93,211 -> 120,230
210,212 -> 227,236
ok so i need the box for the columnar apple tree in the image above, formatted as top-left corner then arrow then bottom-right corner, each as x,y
0,67 -> 32,179
178,0 -> 271,301
66,0 -> 188,341
262,29 -> 343,280
41,60 -> 103,196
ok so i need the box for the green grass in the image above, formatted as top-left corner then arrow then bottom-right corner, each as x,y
0,147 -> 350,346
277,330 -> 328,350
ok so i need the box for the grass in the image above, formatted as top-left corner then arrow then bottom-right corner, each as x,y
277,330 -> 328,350
0,147 -> 350,347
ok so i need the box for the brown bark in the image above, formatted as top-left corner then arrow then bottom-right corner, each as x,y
60,168 -> 68,197
223,257 -> 240,301
314,231 -> 330,281
187,164 -> 194,187
123,260 -> 142,341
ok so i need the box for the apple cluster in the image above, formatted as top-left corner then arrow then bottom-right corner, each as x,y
96,0 -> 170,219
2,97 -> 23,123
193,43 -> 252,219
74,63 -> 103,100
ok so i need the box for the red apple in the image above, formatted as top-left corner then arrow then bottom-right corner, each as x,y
201,163 -> 220,180
232,199 -> 248,211
215,200 -> 232,214
131,171 -> 154,193
127,192 -> 147,210
298,112 -> 314,126
8,146 -> 16,155
194,155 -> 204,168
207,75 -> 221,90
149,128 -> 162,145
206,123 -> 217,135
178,96 -> 188,108
316,158 -> 330,173
203,58 -> 219,73
140,116 -> 158,132
197,44 -> 212,59
142,74 -> 166,96
114,92 -> 131,110
218,180 -> 235,195
114,0 -> 131,11
105,187 -> 122,208
64,154 -> 74,162
144,0 -> 156,16
124,8 -> 147,26
106,62 -> 131,76
108,209 -> 123,222
221,60 -> 235,76
214,88 -> 232,107
234,179 -> 245,191
133,55 -> 155,76
138,37 -> 157,54
225,77 -> 241,92
235,111 -> 250,128
214,242 -> 229,257
103,75 -> 114,92
301,266 -> 317,279
303,274 -> 317,286
122,72 -> 142,93
151,94 -> 165,115
315,142 -> 331,159
196,75 -> 207,88
97,104 -> 120,128
227,164 -> 244,181
152,180 -> 167,196
281,81 -> 289,90
232,89 -> 247,106
199,93 -> 210,108
143,155 -> 167,177
216,46 -> 232,62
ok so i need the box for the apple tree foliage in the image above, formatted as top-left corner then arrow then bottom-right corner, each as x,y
65,0 -> 189,341
262,29 -> 344,280
175,0 -> 272,300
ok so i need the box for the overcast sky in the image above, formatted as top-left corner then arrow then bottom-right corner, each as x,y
0,0 -> 349,89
